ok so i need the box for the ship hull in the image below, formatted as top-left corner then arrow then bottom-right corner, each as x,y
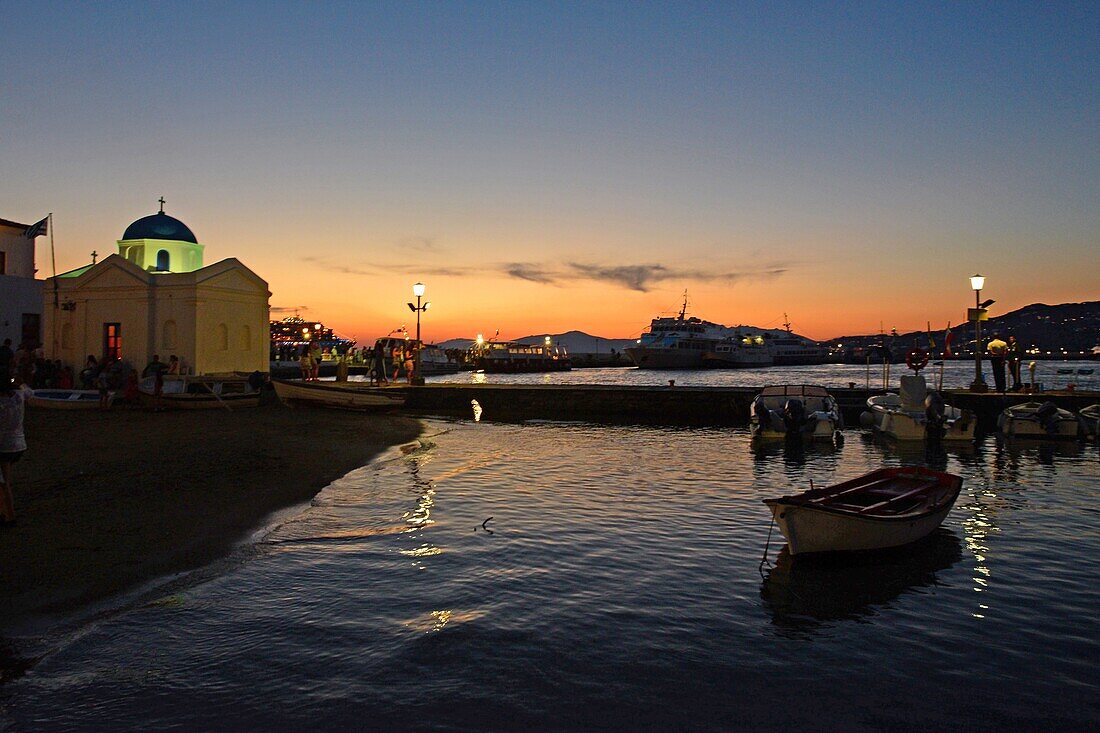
625,347 -> 706,369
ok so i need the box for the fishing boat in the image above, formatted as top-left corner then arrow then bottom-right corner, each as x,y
1079,404 -> 1100,440
272,379 -> 406,411
762,466 -> 964,555
374,337 -> 462,377
28,389 -> 112,410
861,374 -> 975,442
751,385 -> 841,440
997,401 -> 1080,439
139,375 -> 261,410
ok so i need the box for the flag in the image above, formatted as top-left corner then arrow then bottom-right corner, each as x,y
943,323 -> 954,357
926,321 -> 936,351
24,217 -> 48,239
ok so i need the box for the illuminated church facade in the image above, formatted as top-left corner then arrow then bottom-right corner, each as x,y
43,202 -> 270,375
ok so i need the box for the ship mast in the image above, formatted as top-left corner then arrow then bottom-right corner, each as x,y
678,290 -> 688,321
783,312 -> 792,333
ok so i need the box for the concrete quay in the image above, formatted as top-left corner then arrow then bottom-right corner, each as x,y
393,383 -> 1100,430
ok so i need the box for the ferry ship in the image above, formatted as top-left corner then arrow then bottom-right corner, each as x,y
469,340 -> 572,373
627,298 -> 810,369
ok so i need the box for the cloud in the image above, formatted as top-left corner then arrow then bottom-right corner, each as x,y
563,262 -> 789,292
397,236 -> 441,252
270,305 -> 308,314
300,256 -> 375,276
500,262 -> 559,284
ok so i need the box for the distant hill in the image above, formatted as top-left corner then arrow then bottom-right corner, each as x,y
437,330 -> 634,356
826,301 -> 1100,358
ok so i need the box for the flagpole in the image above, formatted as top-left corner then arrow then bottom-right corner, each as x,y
49,213 -> 60,359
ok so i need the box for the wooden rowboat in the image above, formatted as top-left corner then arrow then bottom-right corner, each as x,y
272,379 -> 406,411
138,376 -> 260,410
763,467 -> 963,556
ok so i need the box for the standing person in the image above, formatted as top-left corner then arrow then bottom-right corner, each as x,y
986,333 -> 1008,393
299,347 -> 312,381
309,341 -> 322,381
404,348 -> 415,383
1006,335 -> 1022,391
143,354 -> 169,411
392,345 -> 403,382
372,343 -> 388,386
168,355 -> 181,375
0,374 -> 34,525
96,360 -> 112,409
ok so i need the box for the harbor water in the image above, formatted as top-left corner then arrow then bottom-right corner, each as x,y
426,359 -> 1100,391
2,419 -> 1098,731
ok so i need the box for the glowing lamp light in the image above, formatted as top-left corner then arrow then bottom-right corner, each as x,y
544,336 -> 552,346
970,274 -> 985,291
413,282 -> 426,298
476,334 -> 485,346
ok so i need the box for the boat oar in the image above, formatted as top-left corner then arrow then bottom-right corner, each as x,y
202,381 -> 233,412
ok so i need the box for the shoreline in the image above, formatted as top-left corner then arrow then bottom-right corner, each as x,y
0,394 -> 421,635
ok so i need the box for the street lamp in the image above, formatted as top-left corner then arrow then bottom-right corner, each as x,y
407,282 -> 429,385
969,274 -> 987,392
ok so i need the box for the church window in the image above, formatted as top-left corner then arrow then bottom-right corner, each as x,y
103,323 -> 122,361
240,325 -> 251,351
217,323 -> 229,351
156,250 -> 170,271
163,320 -> 178,349
61,323 -> 73,349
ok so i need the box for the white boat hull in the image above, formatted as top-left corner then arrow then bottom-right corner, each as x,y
28,389 -> 112,410
753,418 -> 838,441
766,500 -> 957,555
273,379 -> 406,411
997,402 -> 1079,439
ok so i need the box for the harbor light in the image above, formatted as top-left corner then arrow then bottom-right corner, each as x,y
408,282 -> 429,385
969,273 -> 988,392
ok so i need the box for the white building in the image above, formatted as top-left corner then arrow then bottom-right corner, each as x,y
0,217 -> 45,348
43,205 -> 271,375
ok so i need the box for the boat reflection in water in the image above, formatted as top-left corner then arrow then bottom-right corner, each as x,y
761,529 -> 963,636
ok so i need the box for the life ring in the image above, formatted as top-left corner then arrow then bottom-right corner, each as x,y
906,348 -> 929,371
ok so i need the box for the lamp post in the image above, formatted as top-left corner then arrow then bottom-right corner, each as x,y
407,282 -> 429,386
969,274 -> 987,392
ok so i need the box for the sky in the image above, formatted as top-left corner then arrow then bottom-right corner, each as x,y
2,1 -> 1097,343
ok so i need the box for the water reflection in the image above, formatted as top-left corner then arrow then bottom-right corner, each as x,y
860,431 -> 979,470
761,530 -> 963,636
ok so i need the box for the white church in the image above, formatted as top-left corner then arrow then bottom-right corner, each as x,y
43,202 -> 271,375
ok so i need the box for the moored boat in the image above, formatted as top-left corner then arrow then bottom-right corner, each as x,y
861,374 -> 975,442
997,401 -> 1079,439
1080,404 -> 1100,440
702,336 -> 774,368
469,341 -> 571,373
763,466 -> 963,555
28,389 -> 113,409
751,385 -> 841,440
272,379 -> 406,411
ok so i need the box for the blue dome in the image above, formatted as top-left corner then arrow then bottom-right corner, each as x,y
121,212 -> 198,243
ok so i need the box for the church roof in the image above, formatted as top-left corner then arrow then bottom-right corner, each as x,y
121,211 -> 198,243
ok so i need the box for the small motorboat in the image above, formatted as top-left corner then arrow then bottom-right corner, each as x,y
1080,404 -> 1100,440
272,379 -> 406,411
751,385 -> 841,440
28,389 -> 112,409
763,467 -> 963,555
997,401 -> 1079,439
861,374 -> 974,442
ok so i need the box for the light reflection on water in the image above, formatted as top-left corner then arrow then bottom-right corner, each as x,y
2,421 -> 1098,731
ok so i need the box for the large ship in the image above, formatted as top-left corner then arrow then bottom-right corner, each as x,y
625,296 -> 769,369
469,339 -> 572,373
626,299 -> 823,369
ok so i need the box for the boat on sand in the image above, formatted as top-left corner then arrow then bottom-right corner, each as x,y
763,466 -> 963,555
139,375 -> 260,410
28,389 -> 112,409
272,379 -> 406,411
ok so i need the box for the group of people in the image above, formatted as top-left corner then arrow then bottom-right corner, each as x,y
985,333 -> 1023,393
295,341 -> 417,385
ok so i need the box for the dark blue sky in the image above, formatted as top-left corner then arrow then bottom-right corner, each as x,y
2,2 -> 1097,337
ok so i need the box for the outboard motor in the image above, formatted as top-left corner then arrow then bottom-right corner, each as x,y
783,399 -> 806,436
1036,401 -> 1061,435
925,392 -> 947,440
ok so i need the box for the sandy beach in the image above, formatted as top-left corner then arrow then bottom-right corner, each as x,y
0,394 -> 421,632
